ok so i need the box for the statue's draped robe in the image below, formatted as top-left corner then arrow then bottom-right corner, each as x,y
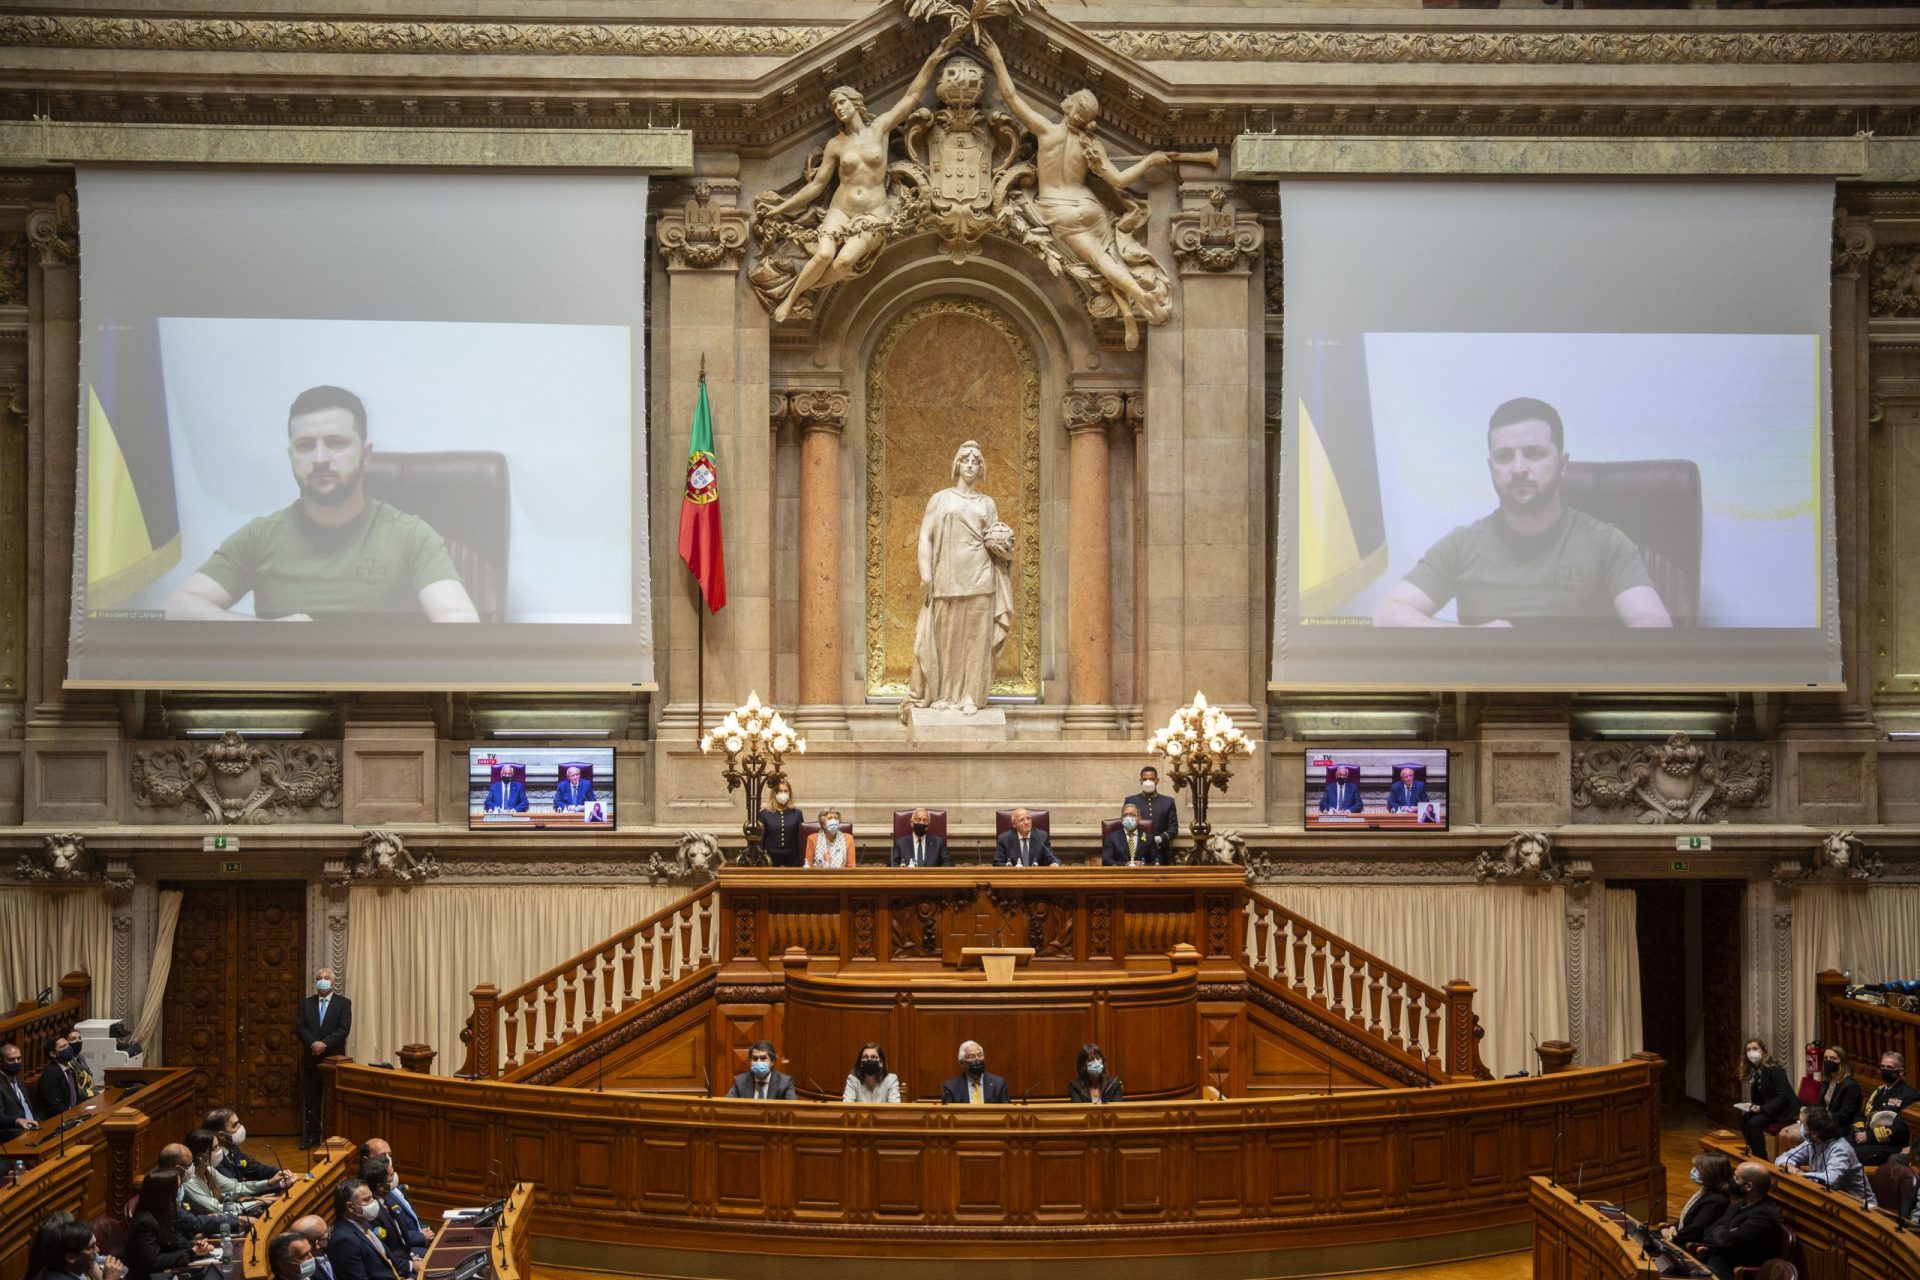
908,487 -> 1012,710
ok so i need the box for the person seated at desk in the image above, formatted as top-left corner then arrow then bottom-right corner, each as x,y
27,1211 -> 125,1280
1319,766 -> 1363,814
204,1106 -> 279,1181
724,1040 -> 797,1101
360,1156 -> 423,1277
1068,1043 -> 1123,1104
1696,1162 -> 1783,1280
1662,1152 -> 1734,1249
993,808 -> 1056,867
1855,1049 -> 1917,1164
155,1144 -> 246,1236
804,809 -> 856,867
1776,1104 -> 1870,1199
1386,766 -> 1427,814
34,1034 -> 86,1118
1814,1044 -> 1863,1133
127,1164 -> 218,1280
759,781 -> 805,868
941,1040 -> 1009,1104
552,764 -> 597,811
1101,806 -> 1151,867
290,1218 -> 334,1280
355,1139 -> 431,1247
328,1181 -> 397,1280
842,1042 -> 900,1103
891,808 -> 949,867
182,1126 -> 289,1217
1735,1036 -> 1797,1157
484,764 -> 529,813
1,1040 -> 42,1135
267,1232 -> 314,1280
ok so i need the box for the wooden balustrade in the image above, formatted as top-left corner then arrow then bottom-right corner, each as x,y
0,972 -> 91,1051
458,884 -> 718,1079
1817,968 -> 1920,1089
1242,889 -> 1483,1080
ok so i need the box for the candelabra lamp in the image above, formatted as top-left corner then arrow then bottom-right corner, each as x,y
699,692 -> 806,843
1147,691 -> 1255,862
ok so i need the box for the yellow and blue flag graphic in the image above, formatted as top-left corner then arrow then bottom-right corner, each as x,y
85,319 -> 180,606
1297,338 -> 1387,616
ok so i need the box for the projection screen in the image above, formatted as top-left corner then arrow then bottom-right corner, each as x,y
1273,179 -> 1840,690
69,167 -> 652,689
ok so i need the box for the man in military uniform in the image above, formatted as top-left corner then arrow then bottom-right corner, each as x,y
1852,1049 -> 1918,1165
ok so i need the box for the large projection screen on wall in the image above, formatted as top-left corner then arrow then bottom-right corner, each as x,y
1273,179 -> 1840,691
68,167 -> 652,689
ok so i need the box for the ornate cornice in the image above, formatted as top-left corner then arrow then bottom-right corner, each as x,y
1089,27 -> 1920,67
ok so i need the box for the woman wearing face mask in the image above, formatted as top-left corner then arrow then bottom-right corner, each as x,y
1068,1043 -> 1124,1104
127,1165 -> 217,1280
759,780 -> 805,868
803,808 -> 856,867
1813,1044 -> 1862,1134
841,1042 -> 900,1103
1660,1152 -> 1733,1248
181,1127 -> 277,1217
1735,1037 -> 1798,1157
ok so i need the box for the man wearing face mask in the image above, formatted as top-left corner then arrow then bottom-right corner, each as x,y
1697,1162 -> 1782,1280
1101,804 -> 1150,867
1123,766 -> 1177,866
296,969 -> 351,1148
1,1040 -> 42,1137
34,1034 -> 85,1119
1775,1105 -> 1870,1199
267,1232 -> 315,1280
154,1144 -> 245,1236
940,1040 -> 1009,1104
327,1181 -> 395,1280
723,1040 -> 797,1101
205,1107 -> 280,1181
841,1042 -> 901,1103
758,781 -> 805,868
290,1217 -> 334,1280
890,808 -> 950,868
1852,1050 -> 1917,1164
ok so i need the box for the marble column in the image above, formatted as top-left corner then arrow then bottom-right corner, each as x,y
790,389 -> 849,734
1064,390 -> 1123,736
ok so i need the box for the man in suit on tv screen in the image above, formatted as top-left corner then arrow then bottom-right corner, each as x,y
485,763 -> 529,813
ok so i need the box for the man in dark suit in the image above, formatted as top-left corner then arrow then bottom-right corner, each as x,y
328,1181 -> 394,1280
291,1216 -> 335,1280
723,1040 -> 797,1101
206,1106 -> 280,1181
890,807 -> 950,867
157,1143 -> 245,1235
1699,1162 -> 1784,1280
296,968 -> 352,1147
1123,766 -> 1178,865
361,1155 -> 424,1276
940,1040 -> 1010,1104
0,1040 -> 40,1137
552,765 -> 596,811
1386,766 -> 1428,813
1101,804 -> 1151,867
993,808 -> 1057,867
1319,765 -> 1364,813
34,1033 -> 83,1118
484,763 -> 529,813
268,1231 -> 314,1280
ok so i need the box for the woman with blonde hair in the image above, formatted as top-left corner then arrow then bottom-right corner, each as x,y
1735,1036 -> 1797,1157
803,808 -> 856,868
1814,1042 -> 1863,1133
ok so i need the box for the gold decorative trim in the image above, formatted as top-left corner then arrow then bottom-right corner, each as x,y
864,297 -> 1040,700
1090,27 -> 1920,66
0,14 -> 831,57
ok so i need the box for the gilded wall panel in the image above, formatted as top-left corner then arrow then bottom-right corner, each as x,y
865,298 -> 1039,698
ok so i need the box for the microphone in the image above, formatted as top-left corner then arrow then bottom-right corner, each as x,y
1018,1079 -> 1042,1106
1528,1031 -> 1540,1076
35,986 -> 53,1005
701,1066 -> 712,1098
261,1144 -> 287,1182
1574,1160 -> 1588,1202
803,1076 -> 826,1102
306,1143 -> 314,1180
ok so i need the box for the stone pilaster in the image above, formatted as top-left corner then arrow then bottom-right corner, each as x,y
1477,695 -> 1572,827
1563,874 -> 1592,1066
1767,868 -> 1796,1052
1063,388 -> 1122,737
789,387 -> 849,735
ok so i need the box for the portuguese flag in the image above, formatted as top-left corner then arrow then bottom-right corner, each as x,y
676,370 -> 726,612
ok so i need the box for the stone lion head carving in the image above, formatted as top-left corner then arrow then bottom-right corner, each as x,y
1201,830 -> 1246,866
351,830 -> 439,884
15,833 -> 93,882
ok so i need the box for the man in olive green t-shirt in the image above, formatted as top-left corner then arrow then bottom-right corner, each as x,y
164,385 -> 480,623
1373,397 -> 1673,629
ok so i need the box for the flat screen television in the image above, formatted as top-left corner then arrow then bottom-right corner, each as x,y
1304,748 -> 1448,832
468,746 -> 615,831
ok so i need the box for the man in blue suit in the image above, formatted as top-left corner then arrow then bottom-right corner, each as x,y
485,763 -> 529,812
1318,765 -> 1363,814
328,1180 -> 395,1280
1387,766 -> 1428,813
553,764 -> 597,811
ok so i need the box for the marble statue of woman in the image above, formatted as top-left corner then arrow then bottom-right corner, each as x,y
901,440 -> 1014,720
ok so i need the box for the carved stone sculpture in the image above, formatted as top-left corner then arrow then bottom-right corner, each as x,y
1475,830 -> 1564,883
1199,830 -> 1246,867
895,55 -> 1025,261
15,833 -> 95,882
900,440 -> 1015,720
347,830 -> 439,884
131,730 -> 343,824
1572,731 -> 1771,824
1806,829 -> 1882,881
657,181 -> 751,270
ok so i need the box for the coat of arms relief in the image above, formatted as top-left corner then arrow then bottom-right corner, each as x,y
748,5 -> 1215,349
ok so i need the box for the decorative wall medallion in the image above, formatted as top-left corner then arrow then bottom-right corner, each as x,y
131,731 -> 342,824
1572,731 -> 1771,824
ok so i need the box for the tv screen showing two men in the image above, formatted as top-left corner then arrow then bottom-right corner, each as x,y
1305,749 -> 1448,832
468,747 -> 615,831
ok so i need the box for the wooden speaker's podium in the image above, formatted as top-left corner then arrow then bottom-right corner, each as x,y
419,1183 -> 534,1280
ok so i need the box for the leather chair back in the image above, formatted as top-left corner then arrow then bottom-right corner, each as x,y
1868,1158 -> 1915,1211
892,809 -> 948,840
800,821 -> 855,842
363,450 -> 512,622
1561,459 -> 1702,626
995,809 -> 1050,836
490,762 -> 526,784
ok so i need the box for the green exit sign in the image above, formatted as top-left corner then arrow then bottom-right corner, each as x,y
1674,835 -> 1711,852
202,834 -> 239,852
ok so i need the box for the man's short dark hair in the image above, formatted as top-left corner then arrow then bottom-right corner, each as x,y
1487,397 -> 1564,452
288,385 -> 368,441
360,1155 -> 392,1190
748,1040 -> 776,1059
332,1178 -> 367,1217
203,1107 -> 236,1132
1803,1105 -> 1840,1142
267,1232 -> 304,1279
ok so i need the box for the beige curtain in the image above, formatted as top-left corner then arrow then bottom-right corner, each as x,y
0,888 -> 114,1017
1791,884 -> 1920,1051
1602,888 -> 1644,1065
131,891 -> 185,1060
1261,883 -> 1569,1077
345,883 -> 685,1071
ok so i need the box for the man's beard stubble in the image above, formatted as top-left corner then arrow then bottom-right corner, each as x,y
1498,470 -> 1560,518
300,466 -> 363,507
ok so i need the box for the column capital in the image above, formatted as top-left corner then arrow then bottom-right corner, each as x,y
658,179 -> 750,272
1832,209 -> 1874,280
1170,185 -> 1262,276
1063,388 -> 1128,434
786,387 -> 849,434
25,194 -> 76,267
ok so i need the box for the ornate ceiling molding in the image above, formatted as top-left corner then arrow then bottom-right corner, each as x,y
1089,27 -> 1920,68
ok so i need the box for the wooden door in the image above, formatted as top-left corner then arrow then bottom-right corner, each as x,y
1625,881 -> 1688,1106
164,882 -> 307,1134
1699,881 -> 1746,1128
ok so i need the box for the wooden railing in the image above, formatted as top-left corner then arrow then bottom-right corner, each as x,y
458,883 -> 717,1079
0,971 -> 91,1050
1241,888 -> 1484,1081
1816,968 -> 1920,1084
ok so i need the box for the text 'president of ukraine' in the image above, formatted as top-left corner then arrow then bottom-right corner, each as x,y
165,385 -> 479,623
1372,397 -> 1672,630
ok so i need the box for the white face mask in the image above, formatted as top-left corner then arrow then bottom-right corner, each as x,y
824,819 -> 840,836
230,1125 -> 247,1146
358,1200 -> 382,1223
1747,1049 -> 1764,1064
775,792 -> 790,806
1141,780 -> 1156,794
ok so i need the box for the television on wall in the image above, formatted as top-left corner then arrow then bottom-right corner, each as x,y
1304,748 -> 1448,832
468,746 -> 615,831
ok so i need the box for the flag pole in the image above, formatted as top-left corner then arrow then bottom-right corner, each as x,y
696,354 -> 707,743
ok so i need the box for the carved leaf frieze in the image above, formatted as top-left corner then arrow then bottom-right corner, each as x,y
1090,27 -> 1920,67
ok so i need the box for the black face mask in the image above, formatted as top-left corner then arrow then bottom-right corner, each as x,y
911,823 -> 928,837
1883,1067 -> 1903,1084
965,1059 -> 985,1076
0,1061 -> 19,1076
1824,1059 -> 1841,1075
859,1060 -> 882,1077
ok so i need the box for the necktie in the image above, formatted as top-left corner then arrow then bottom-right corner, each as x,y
9,1079 -> 29,1117
62,1067 -> 75,1108
970,1079 -> 982,1104
915,839 -> 922,865
1127,832 -> 1136,861
1020,838 -> 1029,865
